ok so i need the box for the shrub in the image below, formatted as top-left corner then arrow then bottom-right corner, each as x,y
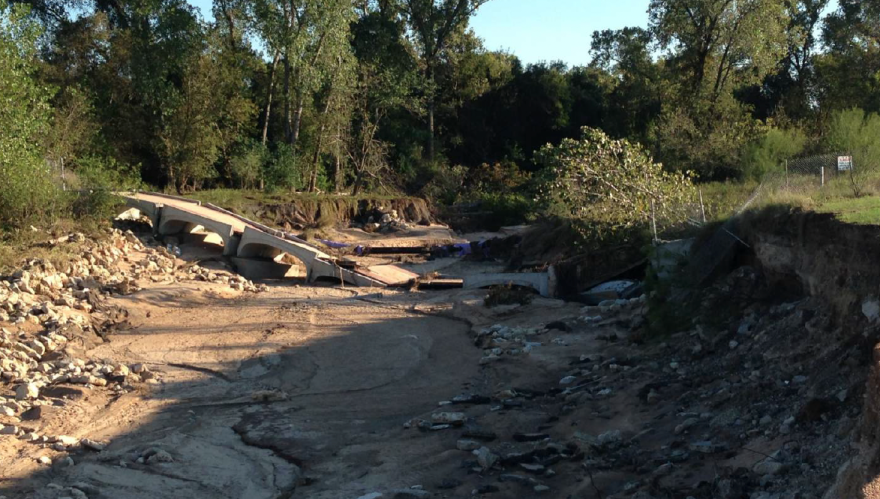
536,127 -> 696,247
740,127 -> 807,180
264,143 -> 305,192
228,141 -> 267,189
68,155 -> 143,218
825,108 -> 880,196
0,4 -> 57,226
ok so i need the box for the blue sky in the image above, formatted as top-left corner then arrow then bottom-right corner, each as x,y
471,0 -> 650,67
187,0 -> 651,66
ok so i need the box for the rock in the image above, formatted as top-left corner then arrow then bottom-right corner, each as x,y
21,405 -> 55,421
559,376 -> 577,385
512,432 -> 549,442
55,435 -> 79,446
15,382 -> 39,400
0,425 -> 18,435
863,298 -> 880,322
431,412 -> 466,426
457,439 -> 481,451
534,485 -> 550,493
597,430 -> 622,448
520,463 -> 545,473
81,438 -> 106,451
473,447 -> 498,470
675,418 -> 699,435
654,463 -> 673,475
41,386 -> 87,400
145,448 -> 173,464
37,456 -> 52,465
753,459 -> 785,476
355,494 -> 383,499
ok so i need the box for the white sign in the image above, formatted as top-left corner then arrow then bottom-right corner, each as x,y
838,156 -> 853,171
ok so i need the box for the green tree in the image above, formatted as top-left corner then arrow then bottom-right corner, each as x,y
740,127 -> 807,179
536,127 -> 696,246
0,4 -> 57,224
825,108 -> 880,195
400,0 -> 489,162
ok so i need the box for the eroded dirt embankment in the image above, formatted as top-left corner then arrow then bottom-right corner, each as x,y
745,210 -> 880,498
254,197 -> 433,230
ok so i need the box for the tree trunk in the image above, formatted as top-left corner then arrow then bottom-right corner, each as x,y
261,51 -> 281,146
283,55 -> 293,144
426,64 -> 435,163
352,167 -> 366,195
334,123 -> 343,193
291,96 -> 304,148
308,129 -> 325,193
308,92 -> 336,192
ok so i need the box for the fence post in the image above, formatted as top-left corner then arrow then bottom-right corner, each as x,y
651,198 -> 658,243
785,159 -> 789,188
698,188 -> 706,223
821,166 -> 825,187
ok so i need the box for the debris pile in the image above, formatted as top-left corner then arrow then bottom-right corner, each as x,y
396,266 -> 861,498
360,208 -> 412,234
0,228 -> 267,466
474,325 -> 545,364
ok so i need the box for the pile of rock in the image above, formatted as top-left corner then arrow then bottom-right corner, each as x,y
579,294 -> 648,330
185,266 -> 265,292
361,208 -> 411,233
0,326 -> 158,421
474,324 -> 544,364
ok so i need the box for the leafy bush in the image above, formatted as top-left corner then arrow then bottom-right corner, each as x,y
825,108 -> 880,196
474,192 -> 535,230
228,141 -> 267,189
740,127 -> 807,180
484,284 -> 534,307
0,4 -> 57,226
68,155 -> 143,218
536,126 -> 696,247
264,144 -> 305,192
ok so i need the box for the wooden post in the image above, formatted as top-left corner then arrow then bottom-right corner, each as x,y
821,166 -> 825,187
698,187 -> 706,223
651,199 -> 658,243
785,159 -> 789,188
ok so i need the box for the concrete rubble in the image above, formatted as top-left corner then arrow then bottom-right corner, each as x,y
0,227 -> 266,479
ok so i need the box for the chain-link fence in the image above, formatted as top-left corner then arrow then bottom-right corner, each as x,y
766,153 -> 855,193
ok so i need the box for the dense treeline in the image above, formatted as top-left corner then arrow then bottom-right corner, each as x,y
4,0 -> 880,225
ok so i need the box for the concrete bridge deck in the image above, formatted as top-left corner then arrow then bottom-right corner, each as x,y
121,192 -> 417,287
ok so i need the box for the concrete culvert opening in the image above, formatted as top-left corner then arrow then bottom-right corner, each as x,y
233,241 -> 308,281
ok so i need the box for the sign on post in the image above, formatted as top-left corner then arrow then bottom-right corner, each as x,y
838,156 -> 853,171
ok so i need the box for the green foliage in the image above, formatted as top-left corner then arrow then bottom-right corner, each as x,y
473,192 -> 535,230
0,4 -> 57,226
68,156 -> 142,218
825,108 -> 880,196
741,127 -> 808,180
536,127 -> 696,246
228,142 -> 268,190
484,284 -> 534,307
263,144 -> 305,192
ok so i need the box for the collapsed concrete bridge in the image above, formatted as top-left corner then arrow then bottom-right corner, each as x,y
120,192 -> 417,287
